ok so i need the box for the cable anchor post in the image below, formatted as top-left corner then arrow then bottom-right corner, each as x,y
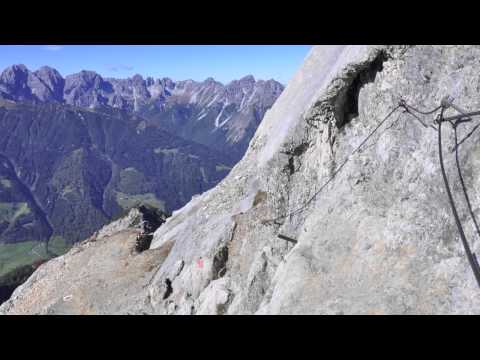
441,95 -> 455,110
398,99 -> 429,128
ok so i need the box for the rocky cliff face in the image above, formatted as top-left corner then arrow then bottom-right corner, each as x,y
0,65 -> 64,102
0,67 -> 283,164
4,45 -> 480,314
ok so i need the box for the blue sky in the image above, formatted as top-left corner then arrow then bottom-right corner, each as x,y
0,45 -> 312,85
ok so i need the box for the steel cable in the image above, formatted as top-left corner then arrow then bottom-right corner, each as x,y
453,124 -> 480,240
401,101 -> 442,115
437,112 -> 480,288
263,104 -> 401,224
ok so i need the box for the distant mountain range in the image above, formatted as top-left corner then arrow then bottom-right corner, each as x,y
0,65 -> 284,164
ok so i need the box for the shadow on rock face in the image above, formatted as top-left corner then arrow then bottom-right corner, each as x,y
0,285 -> 17,305
134,205 -> 171,253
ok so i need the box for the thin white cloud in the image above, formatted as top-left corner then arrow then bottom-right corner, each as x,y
107,64 -> 134,72
43,45 -> 63,51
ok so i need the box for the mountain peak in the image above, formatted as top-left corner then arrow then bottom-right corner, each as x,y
1,64 -> 30,79
9,64 -> 29,72
239,74 -> 255,83
204,77 -> 217,84
132,74 -> 144,83
35,65 -> 61,76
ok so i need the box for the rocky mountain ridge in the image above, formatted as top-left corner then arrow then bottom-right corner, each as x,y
0,65 -> 281,112
0,65 -> 284,163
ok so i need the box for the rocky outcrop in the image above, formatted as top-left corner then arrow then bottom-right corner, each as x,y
0,207 -> 171,314
4,45 -> 480,314
0,65 -> 64,103
63,71 -> 113,108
